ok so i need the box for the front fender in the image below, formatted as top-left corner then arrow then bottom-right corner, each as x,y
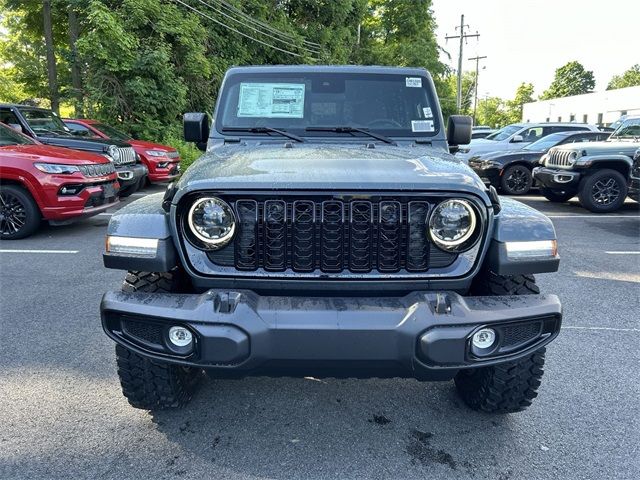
576,154 -> 632,172
485,197 -> 559,275
103,193 -> 178,272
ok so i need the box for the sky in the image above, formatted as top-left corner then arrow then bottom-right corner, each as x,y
431,0 -> 640,100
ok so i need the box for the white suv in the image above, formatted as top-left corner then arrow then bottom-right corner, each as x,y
456,122 -> 601,162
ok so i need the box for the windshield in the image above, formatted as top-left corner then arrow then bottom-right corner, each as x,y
484,125 -> 521,141
21,109 -> 70,135
216,71 -> 440,138
94,123 -> 131,142
523,133 -> 566,151
0,123 -> 36,146
610,118 -> 640,139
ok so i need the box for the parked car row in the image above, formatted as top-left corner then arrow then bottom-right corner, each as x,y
0,103 -> 182,239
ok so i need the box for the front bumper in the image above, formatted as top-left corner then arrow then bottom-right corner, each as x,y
101,290 -> 562,379
628,175 -> 640,202
147,160 -> 181,183
42,180 -> 119,222
115,163 -> 147,187
533,166 -> 581,190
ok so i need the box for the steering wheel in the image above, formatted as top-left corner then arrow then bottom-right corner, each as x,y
367,119 -> 403,128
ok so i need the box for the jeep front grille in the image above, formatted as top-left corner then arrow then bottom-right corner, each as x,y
199,196 -> 465,275
112,147 -> 137,166
547,149 -> 574,167
78,163 -> 115,177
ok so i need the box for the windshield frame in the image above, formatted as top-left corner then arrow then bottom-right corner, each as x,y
0,123 -> 38,146
19,108 -> 71,136
522,133 -> 567,151
609,117 -> 640,139
484,125 -> 522,142
93,123 -> 131,142
213,70 -> 442,140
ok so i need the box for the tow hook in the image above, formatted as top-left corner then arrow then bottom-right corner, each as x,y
433,293 -> 451,314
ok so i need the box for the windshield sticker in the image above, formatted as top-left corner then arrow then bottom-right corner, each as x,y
238,83 -> 305,118
412,120 -> 434,132
422,107 -> 433,118
406,77 -> 422,88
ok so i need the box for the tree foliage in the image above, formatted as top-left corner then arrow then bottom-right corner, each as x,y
607,64 -> 640,90
475,97 -> 509,129
540,61 -> 595,100
505,82 -> 534,123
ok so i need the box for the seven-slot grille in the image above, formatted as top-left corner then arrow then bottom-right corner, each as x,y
547,149 -> 576,167
78,163 -> 115,177
201,196 -> 462,274
112,147 -> 137,165
166,151 -> 180,159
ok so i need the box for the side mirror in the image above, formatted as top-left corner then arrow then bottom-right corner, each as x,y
447,115 -> 472,152
183,112 -> 210,145
511,134 -> 524,143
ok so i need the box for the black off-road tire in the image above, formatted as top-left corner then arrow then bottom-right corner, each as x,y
577,169 -> 628,213
500,165 -> 533,195
116,345 -> 202,410
454,348 -> 546,414
116,268 -> 201,410
540,187 -> 575,203
0,185 -> 41,239
456,271 -> 544,413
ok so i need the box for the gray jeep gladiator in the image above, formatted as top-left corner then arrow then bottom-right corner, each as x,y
101,66 -> 562,414
533,115 -> 640,212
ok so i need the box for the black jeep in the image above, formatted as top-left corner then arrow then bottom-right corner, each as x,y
101,66 -> 562,414
0,104 -> 146,197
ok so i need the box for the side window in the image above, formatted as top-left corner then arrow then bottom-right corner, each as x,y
519,126 -> 543,142
65,122 -> 94,137
0,109 -> 24,133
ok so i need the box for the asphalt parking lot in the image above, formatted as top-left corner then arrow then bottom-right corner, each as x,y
1,186 -> 638,480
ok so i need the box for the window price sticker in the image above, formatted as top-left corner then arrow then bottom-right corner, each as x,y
405,77 -> 422,88
238,83 -> 305,118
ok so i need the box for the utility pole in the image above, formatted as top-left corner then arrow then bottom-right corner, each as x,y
445,15 -> 479,113
469,55 -> 487,124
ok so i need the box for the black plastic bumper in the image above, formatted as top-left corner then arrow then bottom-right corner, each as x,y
533,166 -> 581,190
101,290 -> 562,380
629,176 -> 640,202
115,163 -> 147,187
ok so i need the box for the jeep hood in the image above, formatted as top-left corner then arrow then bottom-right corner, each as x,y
177,143 -> 487,195
553,140 -> 639,156
38,134 -> 131,152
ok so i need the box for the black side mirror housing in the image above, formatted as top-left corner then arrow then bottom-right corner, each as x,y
183,112 -> 210,145
447,115 -> 472,152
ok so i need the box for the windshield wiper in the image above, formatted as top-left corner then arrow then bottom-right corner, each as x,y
305,126 -> 397,145
222,126 -> 304,143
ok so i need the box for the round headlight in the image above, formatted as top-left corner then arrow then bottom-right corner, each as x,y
428,199 -> 478,251
187,197 -> 236,249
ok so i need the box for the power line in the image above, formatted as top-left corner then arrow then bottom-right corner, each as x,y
171,0 -> 315,59
445,14 -> 480,113
192,0 -> 322,56
212,0 -> 322,51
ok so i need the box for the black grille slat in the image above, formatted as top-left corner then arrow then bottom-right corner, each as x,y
235,200 -> 258,270
349,201 -> 373,272
292,201 -> 315,272
377,201 -> 402,272
406,201 -> 430,271
264,200 -> 287,271
321,201 -> 345,273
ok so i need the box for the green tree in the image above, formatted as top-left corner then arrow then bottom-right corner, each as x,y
476,97 -> 509,129
541,61 -> 595,100
506,82 -> 534,123
607,64 -> 640,90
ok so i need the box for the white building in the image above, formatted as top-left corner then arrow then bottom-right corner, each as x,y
522,86 -> 640,126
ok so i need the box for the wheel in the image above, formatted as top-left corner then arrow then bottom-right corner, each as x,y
116,268 -> 201,410
540,187 -> 575,203
500,165 -> 533,195
455,271 -> 544,413
577,169 -> 628,213
0,185 -> 41,239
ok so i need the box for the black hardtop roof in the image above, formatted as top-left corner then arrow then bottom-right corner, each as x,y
0,103 -> 56,112
225,65 -> 431,77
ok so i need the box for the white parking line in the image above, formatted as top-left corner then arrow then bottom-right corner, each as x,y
605,251 -> 640,255
563,326 -> 640,333
0,249 -> 79,254
548,215 -> 640,219
98,213 -> 113,216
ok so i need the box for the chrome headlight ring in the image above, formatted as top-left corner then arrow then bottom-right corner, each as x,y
186,197 -> 236,250
428,199 -> 480,252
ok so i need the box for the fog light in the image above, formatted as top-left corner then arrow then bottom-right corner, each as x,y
472,328 -> 496,349
168,326 -> 193,347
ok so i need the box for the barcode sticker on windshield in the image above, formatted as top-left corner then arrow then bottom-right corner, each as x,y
412,120 -> 434,132
423,107 -> 433,118
406,77 -> 422,88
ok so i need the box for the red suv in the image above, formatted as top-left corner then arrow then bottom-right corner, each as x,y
0,123 -> 119,239
63,119 -> 181,184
